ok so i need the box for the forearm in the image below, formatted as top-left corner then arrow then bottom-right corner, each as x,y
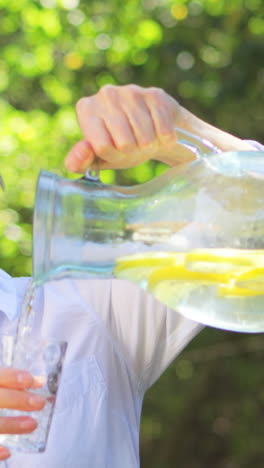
180,107 -> 256,153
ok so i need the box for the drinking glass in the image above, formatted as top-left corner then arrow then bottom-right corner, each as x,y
0,334 -> 67,452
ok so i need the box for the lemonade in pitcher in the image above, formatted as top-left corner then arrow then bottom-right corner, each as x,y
114,248 -> 264,332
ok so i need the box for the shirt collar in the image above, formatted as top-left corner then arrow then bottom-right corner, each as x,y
0,269 -> 17,320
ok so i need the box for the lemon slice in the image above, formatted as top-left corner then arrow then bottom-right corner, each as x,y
185,249 -> 262,274
149,281 -> 198,311
147,264 -> 231,311
114,252 -> 185,283
217,284 -> 264,297
115,252 -> 185,269
234,267 -> 264,293
148,264 -> 231,290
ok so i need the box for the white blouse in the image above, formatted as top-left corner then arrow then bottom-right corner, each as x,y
0,272 -> 202,468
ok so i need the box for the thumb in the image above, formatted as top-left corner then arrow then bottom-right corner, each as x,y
65,140 -> 96,173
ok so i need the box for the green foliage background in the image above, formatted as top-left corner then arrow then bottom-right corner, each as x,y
0,0 -> 264,466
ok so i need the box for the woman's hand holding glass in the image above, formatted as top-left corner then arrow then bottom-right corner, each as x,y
0,367 -> 45,460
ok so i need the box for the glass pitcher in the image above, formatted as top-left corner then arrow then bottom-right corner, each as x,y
33,129 -> 264,333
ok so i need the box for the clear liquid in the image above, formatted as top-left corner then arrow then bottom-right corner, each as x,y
16,280 -> 36,341
114,248 -> 264,333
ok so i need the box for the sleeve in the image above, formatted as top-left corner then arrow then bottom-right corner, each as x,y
108,279 -> 203,390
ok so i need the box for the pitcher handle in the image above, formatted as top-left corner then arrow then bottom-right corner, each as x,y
175,127 -> 221,157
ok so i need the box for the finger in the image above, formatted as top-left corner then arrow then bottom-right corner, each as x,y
103,112 -> 138,153
144,89 -> 175,142
80,117 -> 119,164
0,416 -> 37,434
0,368 -> 36,390
0,446 -> 10,460
65,140 -> 96,173
0,388 -> 46,411
121,99 -> 157,149
32,376 -> 46,389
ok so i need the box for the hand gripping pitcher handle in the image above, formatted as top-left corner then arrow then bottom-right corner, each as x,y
83,127 -> 221,182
